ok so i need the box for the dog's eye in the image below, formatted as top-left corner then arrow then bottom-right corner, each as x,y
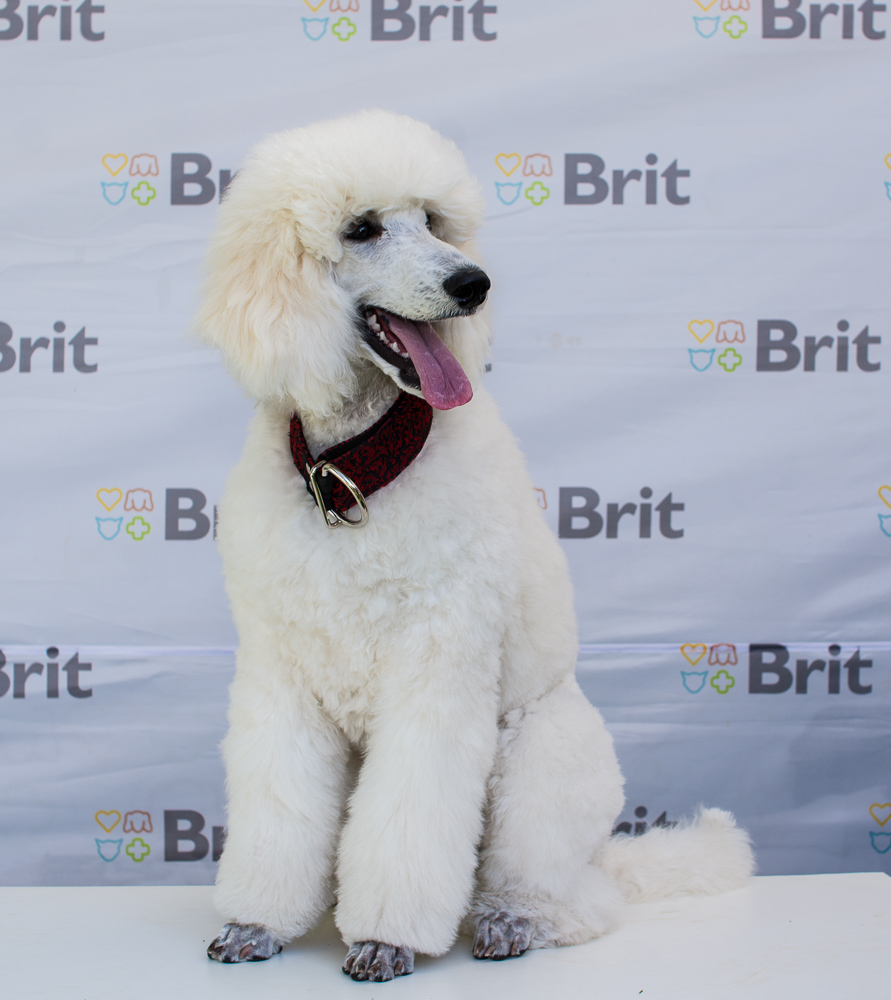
345,219 -> 381,243
425,213 -> 434,232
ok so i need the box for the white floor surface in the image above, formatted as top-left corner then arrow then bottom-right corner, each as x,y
2,873 -> 889,999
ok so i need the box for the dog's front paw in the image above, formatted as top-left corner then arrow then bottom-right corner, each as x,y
342,941 -> 415,982
207,922 -> 283,963
472,910 -> 532,960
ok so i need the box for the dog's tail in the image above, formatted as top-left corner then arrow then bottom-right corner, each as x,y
601,807 -> 755,903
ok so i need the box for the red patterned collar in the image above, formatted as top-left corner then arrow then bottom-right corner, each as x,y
289,392 -> 433,528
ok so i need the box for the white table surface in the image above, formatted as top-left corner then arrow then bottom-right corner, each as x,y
2,873 -> 889,999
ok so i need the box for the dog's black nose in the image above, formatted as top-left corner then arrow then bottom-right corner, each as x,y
443,268 -> 490,311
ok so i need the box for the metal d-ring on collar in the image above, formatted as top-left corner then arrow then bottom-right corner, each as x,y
306,460 -> 370,529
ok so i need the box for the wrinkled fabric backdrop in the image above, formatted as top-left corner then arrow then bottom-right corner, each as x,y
1,0 -> 890,886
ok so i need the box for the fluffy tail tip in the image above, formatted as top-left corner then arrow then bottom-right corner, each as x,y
603,805 -> 756,904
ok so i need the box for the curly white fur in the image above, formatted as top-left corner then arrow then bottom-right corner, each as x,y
197,110 -> 754,967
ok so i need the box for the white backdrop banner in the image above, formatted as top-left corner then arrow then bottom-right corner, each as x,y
1,0 -> 890,884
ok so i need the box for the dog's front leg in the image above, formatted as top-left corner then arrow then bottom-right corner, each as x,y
335,651 -> 500,978
208,657 -> 351,961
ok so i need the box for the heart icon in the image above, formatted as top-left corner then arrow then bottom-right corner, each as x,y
97,488 -> 122,511
495,153 -> 521,177
102,154 -> 128,177
693,0 -> 718,8
680,643 -> 707,666
878,485 -> 891,509
688,320 -> 714,343
869,803 -> 891,826
95,810 -> 122,833
885,154 -> 891,170
303,0 -> 326,9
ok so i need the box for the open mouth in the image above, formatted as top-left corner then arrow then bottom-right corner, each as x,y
362,307 -> 473,411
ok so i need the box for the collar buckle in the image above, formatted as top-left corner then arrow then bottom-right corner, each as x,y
306,461 -> 370,529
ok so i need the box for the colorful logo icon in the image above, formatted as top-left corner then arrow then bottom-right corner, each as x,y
870,832 -> 891,853
131,181 -> 156,206
302,16 -> 328,39
694,15 -> 720,36
95,838 -> 123,862
710,669 -> 736,693
723,14 -> 748,36
708,643 -> 738,666
125,516 -> 151,541
689,348 -> 715,371
96,488 -> 123,511
95,810 -> 122,833
681,670 -> 708,693
523,154 -> 552,177
716,320 -> 745,343
681,643 -> 707,666
101,154 -> 127,176
96,517 -> 123,540
525,182 -> 550,206
101,182 -> 128,205
129,154 -> 159,177
123,810 -> 153,833
124,489 -> 153,512
495,182 -> 522,205
125,837 -> 151,862
331,16 -> 356,39
495,153 -> 521,176
717,347 -> 743,372
688,320 -> 714,343
869,802 -> 891,826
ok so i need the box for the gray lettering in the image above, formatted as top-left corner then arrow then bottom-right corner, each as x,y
0,322 -> 17,371
468,0 -> 496,39
171,153 -> 215,205
763,0 -> 807,36
75,0 -> 102,40
164,810 -> 209,861
166,489 -> 211,540
756,320 -> 800,371
558,487 -> 603,538
0,0 -> 23,38
749,644 -> 793,693
62,652 -> 92,697
564,154 -> 608,205
69,326 -> 97,372
371,0 -> 415,40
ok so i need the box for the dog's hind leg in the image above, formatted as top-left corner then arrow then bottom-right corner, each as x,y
468,675 -> 626,956
208,654 -> 351,961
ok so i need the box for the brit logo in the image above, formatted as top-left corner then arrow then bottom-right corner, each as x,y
684,317 -> 881,373
0,0 -> 105,41
299,0 -> 497,42
492,152 -> 691,208
689,0 -> 886,40
99,153 -> 234,207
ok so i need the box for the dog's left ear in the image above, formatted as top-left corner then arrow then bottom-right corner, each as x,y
194,170 -> 360,413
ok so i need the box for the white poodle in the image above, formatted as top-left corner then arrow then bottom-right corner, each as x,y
197,110 -> 753,982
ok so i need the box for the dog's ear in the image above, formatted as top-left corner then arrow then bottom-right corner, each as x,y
195,172 -> 359,414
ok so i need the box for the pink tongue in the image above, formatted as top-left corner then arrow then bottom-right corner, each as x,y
382,313 -> 473,410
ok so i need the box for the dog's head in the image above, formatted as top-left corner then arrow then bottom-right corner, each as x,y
196,110 -> 491,417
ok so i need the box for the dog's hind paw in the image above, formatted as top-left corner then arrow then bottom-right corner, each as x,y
342,941 -> 414,982
207,922 -> 283,963
472,910 -> 532,960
